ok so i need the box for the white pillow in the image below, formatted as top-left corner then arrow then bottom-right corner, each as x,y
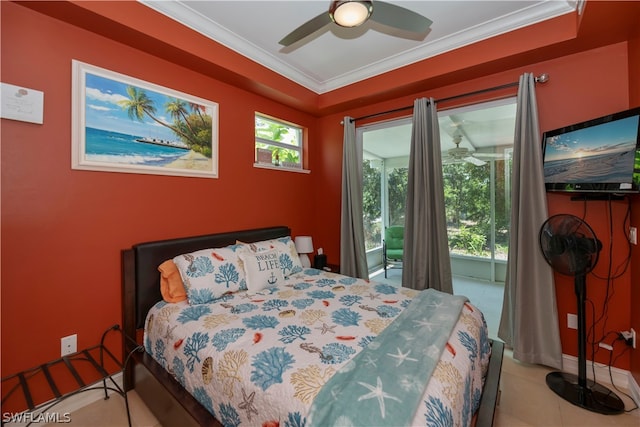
173,245 -> 246,304
241,236 -> 303,277
238,248 -> 285,294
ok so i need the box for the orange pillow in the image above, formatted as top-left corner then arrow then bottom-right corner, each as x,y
158,260 -> 187,303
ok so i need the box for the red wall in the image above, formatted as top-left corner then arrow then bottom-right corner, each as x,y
1,2 -> 317,379
627,22 -> 640,390
2,0 -> 638,409
314,43 -> 635,370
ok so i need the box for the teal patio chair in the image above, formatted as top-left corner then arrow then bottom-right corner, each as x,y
383,226 -> 404,278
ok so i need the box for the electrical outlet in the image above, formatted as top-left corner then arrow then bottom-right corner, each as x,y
61,334 -> 77,357
598,342 -> 613,351
630,226 -> 638,245
567,313 -> 578,330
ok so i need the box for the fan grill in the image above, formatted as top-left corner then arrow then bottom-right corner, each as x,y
539,214 -> 600,276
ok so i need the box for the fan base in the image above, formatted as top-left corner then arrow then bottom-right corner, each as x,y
546,372 -> 624,415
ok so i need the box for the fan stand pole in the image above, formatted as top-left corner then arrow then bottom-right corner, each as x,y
545,274 -> 625,415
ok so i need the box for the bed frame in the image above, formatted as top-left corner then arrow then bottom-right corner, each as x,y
121,225 -> 504,426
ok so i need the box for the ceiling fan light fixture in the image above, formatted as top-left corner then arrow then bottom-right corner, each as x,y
330,1 -> 373,28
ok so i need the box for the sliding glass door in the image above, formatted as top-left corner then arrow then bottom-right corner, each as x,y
361,99 -> 516,282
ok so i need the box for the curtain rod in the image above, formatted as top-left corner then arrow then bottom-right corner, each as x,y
348,73 -> 549,123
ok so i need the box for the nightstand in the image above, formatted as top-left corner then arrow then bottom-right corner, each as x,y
325,263 -> 340,273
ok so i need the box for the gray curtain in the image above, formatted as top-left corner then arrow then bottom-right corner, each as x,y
340,116 -> 368,279
498,74 -> 562,369
402,98 -> 453,293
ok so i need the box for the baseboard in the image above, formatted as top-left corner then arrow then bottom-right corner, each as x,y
3,373 -> 124,427
628,371 -> 640,408
562,353 -> 639,393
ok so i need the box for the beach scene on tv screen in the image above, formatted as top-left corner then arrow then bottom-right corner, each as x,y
543,115 -> 639,183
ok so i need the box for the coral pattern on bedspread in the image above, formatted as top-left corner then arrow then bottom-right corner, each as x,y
144,269 -> 490,427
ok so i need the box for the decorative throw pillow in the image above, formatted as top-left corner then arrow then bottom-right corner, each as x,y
158,260 -> 187,303
238,236 -> 303,277
238,248 -> 285,294
173,245 -> 246,304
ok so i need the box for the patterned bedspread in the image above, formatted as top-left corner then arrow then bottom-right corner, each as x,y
144,269 -> 490,427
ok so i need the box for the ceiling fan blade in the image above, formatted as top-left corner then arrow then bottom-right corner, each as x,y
279,12 -> 333,46
464,156 -> 487,166
473,152 -> 504,159
442,157 -> 456,165
370,1 -> 432,33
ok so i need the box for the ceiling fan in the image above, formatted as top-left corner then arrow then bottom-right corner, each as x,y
279,0 -> 433,47
443,135 -> 487,166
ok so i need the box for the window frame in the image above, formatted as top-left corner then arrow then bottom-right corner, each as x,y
254,112 -> 308,173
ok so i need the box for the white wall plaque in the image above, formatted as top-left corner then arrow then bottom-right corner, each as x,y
1,83 -> 44,124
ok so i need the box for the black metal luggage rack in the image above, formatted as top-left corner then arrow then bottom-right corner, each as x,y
1,325 -> 144,427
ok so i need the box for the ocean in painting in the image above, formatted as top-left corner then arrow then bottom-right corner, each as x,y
544,149 -> 636,183
85,127 -> 189,167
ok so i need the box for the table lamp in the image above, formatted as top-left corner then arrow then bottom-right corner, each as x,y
294,236 -> 314,268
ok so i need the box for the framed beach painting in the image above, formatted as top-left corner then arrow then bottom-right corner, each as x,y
72,60 -> 218,178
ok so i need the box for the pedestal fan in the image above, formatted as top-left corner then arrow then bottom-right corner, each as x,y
539,214 -> 624,414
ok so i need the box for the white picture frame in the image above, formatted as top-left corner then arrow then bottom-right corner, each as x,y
72,60 -> 218,178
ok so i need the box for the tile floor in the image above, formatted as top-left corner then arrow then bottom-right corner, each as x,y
45,269 -> 640,426
41,390 -> 161,427
49,348 -> 639,427
495,347 -> 639,426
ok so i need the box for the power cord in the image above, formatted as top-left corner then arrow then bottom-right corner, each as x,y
607,338 -> 639,413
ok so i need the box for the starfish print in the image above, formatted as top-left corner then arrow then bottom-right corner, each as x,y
357,377 -> 401,419
363,354 -> 378,368
315,323 -> 336,335
163,325 -> 177,341
387,347 -> 418,367
399,330 -> 416,341
423,344 -> 441,359
238,388 -> 259,421
367,292 -> 379,300
413,318 -> 435,331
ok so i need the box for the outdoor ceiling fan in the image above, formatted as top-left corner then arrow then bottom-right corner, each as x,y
279,0 -> 433,47
443,135 -> 487,166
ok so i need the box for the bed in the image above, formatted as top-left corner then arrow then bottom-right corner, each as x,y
122,226 -> 503,426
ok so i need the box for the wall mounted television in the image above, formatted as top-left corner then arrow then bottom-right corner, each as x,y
542,107 -> 640,194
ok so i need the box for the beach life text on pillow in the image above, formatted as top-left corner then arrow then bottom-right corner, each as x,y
238,236 -> 303,277
240,248 -> 285,293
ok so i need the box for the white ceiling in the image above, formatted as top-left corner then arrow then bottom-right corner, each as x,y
140,0 -> 578,94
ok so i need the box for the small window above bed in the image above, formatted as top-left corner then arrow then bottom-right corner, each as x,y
254,113 -> 309,173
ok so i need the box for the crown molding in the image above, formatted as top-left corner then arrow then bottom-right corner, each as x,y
140,1 -> 576,94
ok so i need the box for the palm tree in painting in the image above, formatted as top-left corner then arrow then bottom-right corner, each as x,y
120,86 -> 158,123
118,86 -> 213,158
189,102 -> 208,126
165,98 -> 196,135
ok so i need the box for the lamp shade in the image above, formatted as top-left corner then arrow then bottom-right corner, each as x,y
330,1 -> 373,28
294,236 -> 314,254
295,236 -> 314,269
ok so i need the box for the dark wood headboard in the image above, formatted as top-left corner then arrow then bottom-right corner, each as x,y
121,226 -> 291,343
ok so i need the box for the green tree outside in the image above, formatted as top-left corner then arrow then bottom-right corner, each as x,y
255,116 -> 300,164
363,160 -> 382,250
362,159 -> 510,259
443,161 -> 509,258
